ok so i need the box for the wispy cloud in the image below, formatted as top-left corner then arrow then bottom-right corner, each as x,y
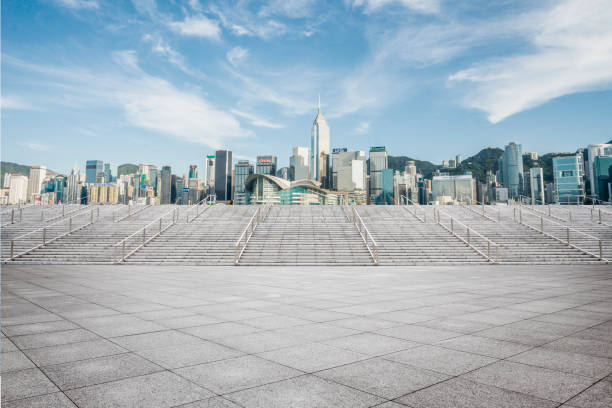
448,0 -> 612,123
351,0 -> 440,14
258,0 -> 317,19
168,15 -> 221,40
19,141 -> 53,152
209,4 -> 288,39
226,46 -> 249,66
143,34 -> 206,79
1,95 -> 35,110
354,121 -> 371,134
230,109 -> 285,129
54,0 -> 99,10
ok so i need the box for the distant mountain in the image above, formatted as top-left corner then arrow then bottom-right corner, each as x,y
387,156 -> 438,178
1,161 -> 59,185
118,163 -> 138,176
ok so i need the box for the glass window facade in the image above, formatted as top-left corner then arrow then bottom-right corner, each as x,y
553,155 -> 584,204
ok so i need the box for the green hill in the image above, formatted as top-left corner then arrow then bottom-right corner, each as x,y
1,161 -> 60,185
118,163 -> 139,176
387,156 -> 439,178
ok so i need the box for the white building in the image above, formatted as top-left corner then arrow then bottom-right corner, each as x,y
66,164 -> 82,204
7,174 -> 28,204
529,167 -> 544,204
334,150 -> 366,192
204,155 -> 215,188
586,144 -> 612,199
291,146 -> 310,181
432,174 -> 475,203
310,97 -> 330,186
26,166 -> 46,203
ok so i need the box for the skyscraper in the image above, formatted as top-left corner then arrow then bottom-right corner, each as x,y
290,146 -> 310,181
160,166 -> 172,204
214,149 -> 232,202
85,160 -> 103,184
553,154 -> 584,204
310,97 -> 330,187
189,165 -> 199,180
256,156 -> 277,176
334,150 -> 366,192
586,144 -> 612,199
234,161 -> 254,204
66,165 -> 81,204
369,146 -> 388,203
27,166 -> 46,203
499,142 -> 524,199
204,155 -> 215,188
529,166 -> 544,204
104,163 -> 117,183
331,148 -> 348,190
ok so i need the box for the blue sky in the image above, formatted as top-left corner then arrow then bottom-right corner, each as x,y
2,0 -> 612,174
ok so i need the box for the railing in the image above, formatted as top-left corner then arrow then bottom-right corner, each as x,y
350,207 -> 379,265
1,207 -> 23,226
114,204 -> 151,222
434,207 -> 499,263
461,197 -> 501,222
518,197 -> 571,223
234,204 -> 272,265
400,195 -> 427,223
112,207 -> 179,263
185,196 -> 211,223
513,208 -> 606,261
4,207 -> 99,262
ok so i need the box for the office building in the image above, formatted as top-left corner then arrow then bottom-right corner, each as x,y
586,144 -> 612,199
85,160 -> 103,184
104,163 -> 117,183
331,148 -> 348,190
310,98 -> 330,187
499,142 -> 524,199
175,178 -> 186,204
204,155 -> 215,188
369,146 -> 388,203
214,149 -> 232,202
593,156 -> 612,202
189,165 -> 199,180
276,167 -> 289,180
545,183 -> 555,204
456,154 -> 462,165
553,154 -> 584,204
160,166 -> 172,204
188,177 -> 200,204
333,150 -> 366,192
7,174 -> 28,204
26,166 -> 46,203
66,165 -> 82,204
290,146 -> 310,181
234,161 -> 254,204
88,184 -> 119,204
378,168 -> 394,204
432,174 -> 475,203
529,166 -> 544,204
256,155 -> 277,176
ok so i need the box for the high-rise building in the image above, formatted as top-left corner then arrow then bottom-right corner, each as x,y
256,155 -> 277,176
456,154 -> 462,165
26,166 -> 47,203
290,146 -> 310,181
310,97 -> 330,187
85,160 -> 103,184
529,166 -> 544,204
214,149 -> 232,202
333,150 -> 366,192
104,163 -> 118,183
553,154 -> 584,204
188,165 -> 199,180
54,176 -> 66,203
369,146 -> 388,203
66,165 -> 82,204
175,178 -> 186,204
592,156 -> 612,202
276,167 -> 289,180
160,166 -> 172,204
432,174 -> 475,203
7,174 -> 28,204
234,161 -> 254,204
586,144 -> 612,199
331,148 -> 348,190
499,142 -> 524,199
204,155 -> 215,188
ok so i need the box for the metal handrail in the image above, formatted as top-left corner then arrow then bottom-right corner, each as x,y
112,207 -> 178,263
518,197 -> 570,223
514,208 -> 606,261
114,204 -> 151,222
400,195 -> 427,223
4,207 -> 98,262
461,197 -> 501,222
234,204 -> 271,265
434,207 -> 499,263
351,207 -> 379,265
185,196 -> 211,223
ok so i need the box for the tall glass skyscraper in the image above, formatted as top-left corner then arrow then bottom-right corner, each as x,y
234,160 -> 254,204
214,149 -> 232,202
85,160 -> 103,184
310,98 -> 330,187
499,142 -> 524,199
160,166 -> 172,204
369,146 -> 388,203
256,156 -> 277,176
553,155 -> 584,204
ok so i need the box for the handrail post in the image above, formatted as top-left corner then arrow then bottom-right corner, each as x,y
467,228 -> 470,245
487,241 -> 491,260
599,240 -> 603,260
159,218 -> 162,234
19,208 -> 22,222
10,240 -> 14,260
450,217 -> 454,234
90,209 -> 94,224
11,208 -> 14,224
566,227 -> 570,246
122,240 -> 126,262
69,216 -> 72,233
599,209 -> 602,224
540,217 -> 544,234
97,207 -> 100,219
62,205 -> 65,217
143,229 -> 146,246
42,227 -> 46,246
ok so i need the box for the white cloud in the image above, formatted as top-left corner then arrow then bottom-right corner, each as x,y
448,0 -> 612,123
188,0 -> 203,13
258,0 -> 317,18
54,0 -> 99,9
226,46 -> 249,66
168,15 -> 221,40
351,0 -> 440,14
230,109 -> 285,128
354,121 -> 371,134
19,141 -> 52,152
143,34 -> 206,78
209,5 -> 288,39
1,95 -> 34,110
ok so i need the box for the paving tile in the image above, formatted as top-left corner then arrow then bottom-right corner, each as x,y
317,357 -> 449,399
23,339 -> 128,366
258,342 -> 369,372
66,371 -> 213,408
155,314 -> 224,329
376,325 -> 460,343
385,345 -> 497,376
458,309 -> 540,325
212,330 -> 305,353
271,323 -> 361,343
178,397 -> 243,407
1,392 -> 78,408
1,368 -> 59,402
369,311 -> 436,324
2,320 -> 79,337
543,336 -> 612,359
2,350 -> 36,372
436,334 -> 532,358
567,381 -> 612,408
322,332 -> 420,356
508,348 -> 612,378
241,315 -> 312,330
326,317 -> 403,331
41,353 -> 163,390
10,328 -> 101,350
136,340 -> 244,369
112,330 -> 202,351
397,377 -> 558,408
2,337 -> 19,352
226,374 -> 385,408
175,355 -> 302,394
462,361 -> 597,402
88,320 -> 168,337
181,322 -> 262,340
414,317 -> 495,334
475,325 -> 564,346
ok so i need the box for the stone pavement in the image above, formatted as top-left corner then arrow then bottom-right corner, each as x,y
1,264 -> 611,408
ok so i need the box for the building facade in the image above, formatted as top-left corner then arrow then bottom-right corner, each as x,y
499,142 -> 524,199
256,156 -> 277,176
85,160 -> 103,184
214,149 -> 232,202
553,155 -> 584,204
432,174 -> 475,203
369,146 -> 388,203
290,146 -> 310,181
529,167 -> 544,204
310,100 -> 330,187
234,160 -> 254,204
27,166 -> 46,203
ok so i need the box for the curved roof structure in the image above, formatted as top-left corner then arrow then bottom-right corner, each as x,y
244,174 -> 290,191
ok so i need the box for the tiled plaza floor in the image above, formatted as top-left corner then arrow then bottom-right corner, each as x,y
1,264 -> 611,408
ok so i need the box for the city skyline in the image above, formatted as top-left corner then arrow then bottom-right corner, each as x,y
3,0 -> 612,174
